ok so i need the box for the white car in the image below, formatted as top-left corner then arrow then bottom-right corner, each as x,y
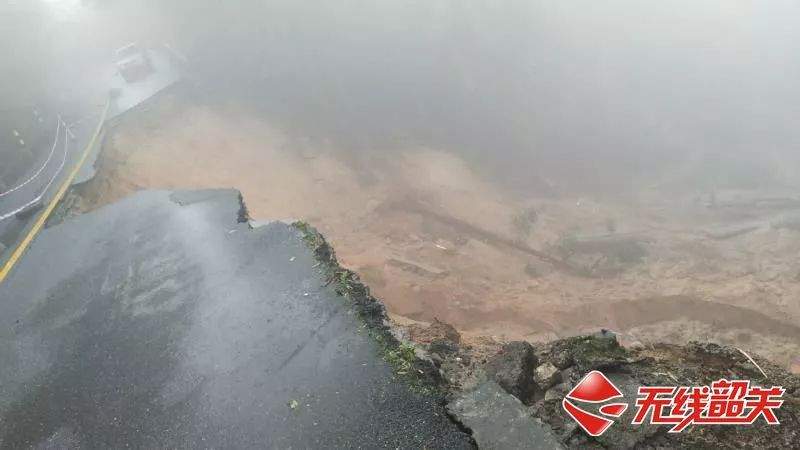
115,43 -> 152,83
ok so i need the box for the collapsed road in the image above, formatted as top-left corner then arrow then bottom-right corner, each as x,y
2,187 -> 799,449
0,189 -> 473,448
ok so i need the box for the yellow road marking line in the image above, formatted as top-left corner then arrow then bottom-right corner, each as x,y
0,100 -> 109,284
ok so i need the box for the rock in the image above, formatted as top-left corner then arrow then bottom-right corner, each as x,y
544,383 -> 568,401
529,334 -> 800,448
550,350 -> 574,370
559,367 -> 580,385
485,341 -> 538,403
593,328 -> 617,342
447,381 -> 563,450
569,333 -> 627,371
534,362 -> 560,390
544,339 -> 575,370
429,339 -> 459,356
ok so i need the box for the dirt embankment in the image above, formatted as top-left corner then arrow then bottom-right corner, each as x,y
77,93 -> 800,371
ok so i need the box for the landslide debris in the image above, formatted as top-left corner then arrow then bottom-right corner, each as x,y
406,318 -> 800,449
297,223 -> 798,448
76,97 -> 800,371
484,341 -> 539,404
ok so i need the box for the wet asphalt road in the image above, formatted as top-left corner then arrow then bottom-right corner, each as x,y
0,116 -> 65,221
0,189 -> 472,448
0,108 -> 102,270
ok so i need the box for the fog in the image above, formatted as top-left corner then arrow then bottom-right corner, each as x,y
4,0 -> 800,192
166,0 -> 800,192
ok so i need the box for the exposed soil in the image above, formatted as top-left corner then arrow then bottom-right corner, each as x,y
291,219 -> 800,449
77,92 -> 800,372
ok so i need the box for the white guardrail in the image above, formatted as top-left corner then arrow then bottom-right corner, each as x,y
0,116 -> 69,221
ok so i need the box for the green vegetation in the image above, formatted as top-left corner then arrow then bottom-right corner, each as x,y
294,220 -> 324,248
385,343 -> 417,375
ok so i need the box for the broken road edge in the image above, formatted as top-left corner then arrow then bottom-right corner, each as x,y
291,218 -> 480,443
292,219 -> 446,393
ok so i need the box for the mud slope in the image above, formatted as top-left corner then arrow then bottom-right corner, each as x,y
76,94 -> 800,370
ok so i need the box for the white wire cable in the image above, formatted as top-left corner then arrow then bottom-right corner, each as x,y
0,118 -> 62,197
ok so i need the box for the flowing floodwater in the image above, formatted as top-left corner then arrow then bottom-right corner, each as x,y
4,0 -> 800,370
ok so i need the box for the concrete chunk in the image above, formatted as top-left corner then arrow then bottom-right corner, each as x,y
448,381 -> 563,450
485,341 -> 538,403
